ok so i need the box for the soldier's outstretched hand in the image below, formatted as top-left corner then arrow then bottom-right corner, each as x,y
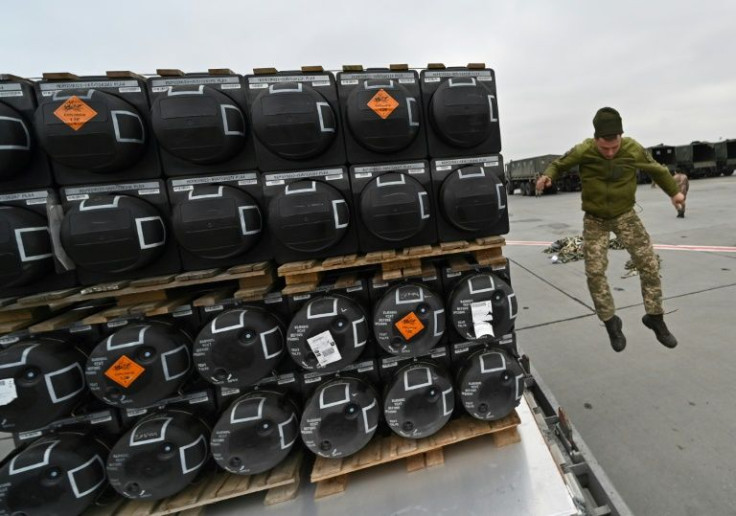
536,175 -> 552,194
671,192 -> 685,209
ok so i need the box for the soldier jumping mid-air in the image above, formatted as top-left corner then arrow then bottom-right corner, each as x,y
536,107 -> 685,352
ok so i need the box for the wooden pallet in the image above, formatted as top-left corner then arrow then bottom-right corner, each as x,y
311,411 -> 521,499
86,450 -> 302,516
279,237 -> 506,294
1,262 -> 274,311
0,263 -> 276,335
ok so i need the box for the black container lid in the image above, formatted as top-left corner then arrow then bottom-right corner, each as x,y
251,82 -> 337,160
172,185 -> 262,260
61,195 -> 166,273
359,172 -> 429,242
0,206 -> 53,289
151,86 -> 246,164
268,180 -> 349,253
35,89 -> 146,173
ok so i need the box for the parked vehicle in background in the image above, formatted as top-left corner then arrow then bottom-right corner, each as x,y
675,141 -> 718,178
646,144 -> 677,183
506,154 -> 580,196
714,139 -> 736,176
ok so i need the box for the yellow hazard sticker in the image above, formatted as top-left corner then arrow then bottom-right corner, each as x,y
53,95 -> 98,131
395,311 -> 425,341
104,355 -> 145,388
366,89 -> 399,120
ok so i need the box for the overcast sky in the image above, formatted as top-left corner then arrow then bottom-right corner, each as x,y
2,0 -> 735,162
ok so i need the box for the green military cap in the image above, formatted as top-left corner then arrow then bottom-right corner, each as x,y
593,107 -> 623,138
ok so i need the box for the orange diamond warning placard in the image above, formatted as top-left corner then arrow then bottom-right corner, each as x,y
395,311 -> 425,341
105,355 -> 145,388
366,89 -> 399,120
53,95 -> 98,131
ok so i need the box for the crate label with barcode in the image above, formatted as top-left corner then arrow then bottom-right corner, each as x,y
471,300 -> 494,338
306,330 -> 342,367
0,378 -> 18,406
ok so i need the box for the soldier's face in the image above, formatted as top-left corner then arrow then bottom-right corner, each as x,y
595,136 -> 622,159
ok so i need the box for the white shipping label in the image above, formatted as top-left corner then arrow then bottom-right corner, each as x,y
138,188 -> 160,196
307,330 -> 342,367
0,378 -> 18,406
471,300 -> 495,338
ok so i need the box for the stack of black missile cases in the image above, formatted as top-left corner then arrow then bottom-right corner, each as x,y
0,63 -> 527,515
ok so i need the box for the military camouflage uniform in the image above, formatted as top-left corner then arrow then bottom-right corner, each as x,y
543,137 -> 679,321
583,210 -> 661,320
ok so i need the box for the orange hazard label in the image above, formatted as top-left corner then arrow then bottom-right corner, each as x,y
367,89 -> 399,119
395,312 -> 425,341
105,355 -> 145,388
53,95 -> 98,131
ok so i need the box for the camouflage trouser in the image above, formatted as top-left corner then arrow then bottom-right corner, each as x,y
583,209 -> 663,321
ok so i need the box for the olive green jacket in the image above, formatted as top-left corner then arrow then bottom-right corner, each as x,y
542,137 -> 679,219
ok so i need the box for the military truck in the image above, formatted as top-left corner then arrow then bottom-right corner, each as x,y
643,144 -> 678,184
506,154 -> 580,196
714,139 -> 736,176
675,141 -> 718,178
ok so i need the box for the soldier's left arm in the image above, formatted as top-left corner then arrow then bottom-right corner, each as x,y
635,143 -> 679,196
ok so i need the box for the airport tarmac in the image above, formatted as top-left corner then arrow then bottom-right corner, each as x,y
506,174 -> 736,516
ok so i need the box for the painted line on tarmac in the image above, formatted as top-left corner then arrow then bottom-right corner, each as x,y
506,240 -> 736,253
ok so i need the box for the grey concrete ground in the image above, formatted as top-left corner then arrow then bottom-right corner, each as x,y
506,174 -> 736,516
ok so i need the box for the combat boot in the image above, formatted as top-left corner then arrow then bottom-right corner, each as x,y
604,315 -> 626,352
642,314 -> 678,348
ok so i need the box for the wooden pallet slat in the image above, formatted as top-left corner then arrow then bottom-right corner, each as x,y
278,260 -> 318,274
0,306 -> 51,333
265,450 -> 302,485
108,451 -> 302,515
424,448 -> 445,468
314,475 -> 348,499
192,288 -> 236,307
2,262 -> 274,313
244,471 -> 271,493
16,287 -> 80,306
113,499 -> 158,516
175,269 -> 222,282
232,284 -> 272,301
281,282 -> 320,296
405,454 -> 426,472
278,238 -> 506,286
128,274 -> 178,288
143,294 -> 197,317
263,477 -> 300,505
156,478 -> 212,514
216,472 -> 254,498
310,411 -> 521,499
491,427 -> 523,447
357,440 -> 382,466
28,304 -> 101,333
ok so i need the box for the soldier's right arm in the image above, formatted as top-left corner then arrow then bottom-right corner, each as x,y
542,143 -> 585,181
